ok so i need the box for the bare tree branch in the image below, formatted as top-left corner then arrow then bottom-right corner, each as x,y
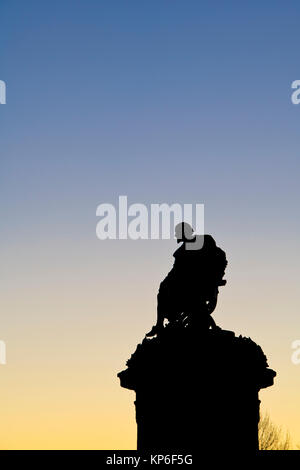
259,413 -> 290,450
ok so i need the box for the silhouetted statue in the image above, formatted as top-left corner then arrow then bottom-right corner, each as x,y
118,227 -> 276,454
146,222 -> 227,337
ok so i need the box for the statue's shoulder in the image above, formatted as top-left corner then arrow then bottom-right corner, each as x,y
173,245 -> 185,258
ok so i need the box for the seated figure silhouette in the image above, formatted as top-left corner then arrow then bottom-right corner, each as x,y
146,222 -> 227,337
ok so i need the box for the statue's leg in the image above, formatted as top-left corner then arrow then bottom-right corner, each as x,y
208,315 -> 217,329
146,289 -> 165,337
155,292 -> 165,329
205,287 -> 221,329
207,288 -> 219,314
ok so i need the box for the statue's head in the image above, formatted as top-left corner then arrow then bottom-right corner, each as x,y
175,222 -> 194,243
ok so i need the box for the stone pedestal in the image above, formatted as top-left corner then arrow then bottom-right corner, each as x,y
118,325 -> 276,453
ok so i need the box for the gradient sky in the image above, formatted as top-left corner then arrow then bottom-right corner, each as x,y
1,0 -> 300,449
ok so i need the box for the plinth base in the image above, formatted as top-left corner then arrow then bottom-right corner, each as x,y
118,324 -> 276,453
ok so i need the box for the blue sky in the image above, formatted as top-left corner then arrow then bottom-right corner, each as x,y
1,1 -> 299,240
